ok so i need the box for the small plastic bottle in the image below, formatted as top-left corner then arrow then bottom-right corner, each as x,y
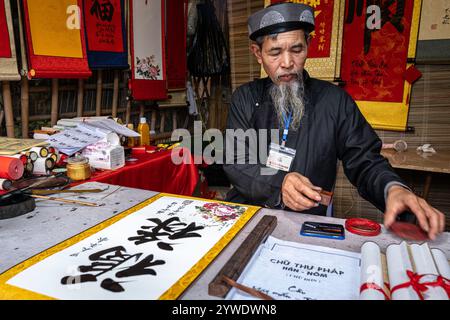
127,123 -> 136,147
137,117 -> 150,146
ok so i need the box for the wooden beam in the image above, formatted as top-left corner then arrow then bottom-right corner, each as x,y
208,215 -> 277,298
50,79 -> 59,126
20,77 -> 30,138
2,81 -> 15,137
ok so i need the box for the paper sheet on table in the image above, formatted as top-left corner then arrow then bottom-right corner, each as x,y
46,123 -> 110,156
226,236 -> 361,300
57,118 -> 140,138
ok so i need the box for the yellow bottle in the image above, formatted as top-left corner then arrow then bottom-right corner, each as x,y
137,117 -> 150,146
127,123 -> 136,147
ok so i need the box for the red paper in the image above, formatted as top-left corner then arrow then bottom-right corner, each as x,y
404,65 -> 422,84
0,156 -> 24,180
84,0 -> 124,53
0,0 -> 12,58
341,0 -> 415,103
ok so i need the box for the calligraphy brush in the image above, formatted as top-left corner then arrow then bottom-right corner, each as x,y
221,275 -> 274,300
29,194 -> 100,207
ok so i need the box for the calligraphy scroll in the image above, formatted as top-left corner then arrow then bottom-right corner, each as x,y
22,0 -> 92,78
0,0 -> 20,80
340,0 -> 422,131
265,0 -> 345,80
83,0 -> 128,69
0,194 -> 260,300
129,0 -> 167,100
416,0 -> 450,63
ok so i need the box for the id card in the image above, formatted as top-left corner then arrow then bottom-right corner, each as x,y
266,142 -> 296,172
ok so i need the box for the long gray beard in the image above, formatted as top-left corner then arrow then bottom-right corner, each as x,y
269,73 -> 305,131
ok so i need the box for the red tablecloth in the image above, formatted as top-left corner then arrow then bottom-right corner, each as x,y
76,149 -> 199,196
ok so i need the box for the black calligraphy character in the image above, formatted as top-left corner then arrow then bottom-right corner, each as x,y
90,0 -> 115,22
345,0 -> 406,54
61,246 -> 164,293
128,217 -> 204,250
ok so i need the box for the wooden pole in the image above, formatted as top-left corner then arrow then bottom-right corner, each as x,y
139,103 -> 145,119
20,77 -> 30,138
51,79 -> 59,126
125,100 -> 131,124
112,70 -> 119,118
20,77 -> 30,139
76,79 -> 84,117
2,81 -> 15,137
95,70 -> 103,116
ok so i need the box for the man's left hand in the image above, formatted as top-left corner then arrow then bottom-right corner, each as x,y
384,185 -> 446,240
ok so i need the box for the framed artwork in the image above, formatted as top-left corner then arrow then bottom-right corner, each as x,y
0,194 -> 260,300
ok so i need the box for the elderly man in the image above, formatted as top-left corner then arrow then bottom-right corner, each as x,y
223,2 -> 445,239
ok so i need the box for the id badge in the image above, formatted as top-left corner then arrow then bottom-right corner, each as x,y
266,142 -> 296,172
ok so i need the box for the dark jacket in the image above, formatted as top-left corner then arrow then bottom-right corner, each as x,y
223,72 -> 404,216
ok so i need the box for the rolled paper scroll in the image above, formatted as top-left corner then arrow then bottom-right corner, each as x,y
0,156 -> 24,180
360,242 -> 387,300
386,241 -> 420,300
410,243 -> 448,300
431,249 -> 450,279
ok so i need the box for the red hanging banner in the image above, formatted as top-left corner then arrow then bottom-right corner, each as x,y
22,0 -> 92,79
129,0 -> 167,101
341,0 -> 414,103
0,0 -> 12,58
84,0 -> 124,53
339,0 -> 422,131
166,0 -> 188,89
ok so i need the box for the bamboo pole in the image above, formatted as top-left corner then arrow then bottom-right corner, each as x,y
20,77 -> 29,138
125,100 -> 131,124
76,79 -> 84,117
139,103 -> 145,119
172,110 -> 177,130
95,70 -> 103,116
51,79 -> 59,126
151,110 -> 157,132
160,112 -> 166,133
112,70 -> 119,118
2,81 -> 15,137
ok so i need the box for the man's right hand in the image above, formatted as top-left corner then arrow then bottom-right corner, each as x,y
281,172 -> 322,212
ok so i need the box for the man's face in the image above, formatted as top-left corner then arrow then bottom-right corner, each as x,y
251,29 -> 309,85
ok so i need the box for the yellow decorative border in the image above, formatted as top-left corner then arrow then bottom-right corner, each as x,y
356,0 -> 422,131
262,0 -> 345,80
0,193 -> 261,300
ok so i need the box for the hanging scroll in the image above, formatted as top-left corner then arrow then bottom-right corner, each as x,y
0,194 -> 259,300
22,0 -> 92,79
129,0 -> 167,101
340,0 -> 422,131
264,0 -> 345,80
166,0 -> 188,89
0,0 -> 20,80
83,0 -> 128,69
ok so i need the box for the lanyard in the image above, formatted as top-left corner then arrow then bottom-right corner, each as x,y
281,112 -> 292,147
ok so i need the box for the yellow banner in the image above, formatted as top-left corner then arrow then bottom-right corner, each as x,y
27,0 -> 83,58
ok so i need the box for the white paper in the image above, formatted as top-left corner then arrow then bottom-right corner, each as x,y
386,242 -> 420,300
410,243 -> 448,300
7,197 -> 249,300
47,124 -> 109,156
359,242 -> 386,300
431,248 -> 450,278
226,236 -> 361,300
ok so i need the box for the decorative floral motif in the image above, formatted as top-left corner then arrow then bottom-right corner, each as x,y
196,203 -> 246,223
136,55 -> 160,80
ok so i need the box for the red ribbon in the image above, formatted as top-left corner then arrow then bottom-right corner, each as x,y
360,282 -> 390,300
421,275 -> 450,299
391,270 -> 450,300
